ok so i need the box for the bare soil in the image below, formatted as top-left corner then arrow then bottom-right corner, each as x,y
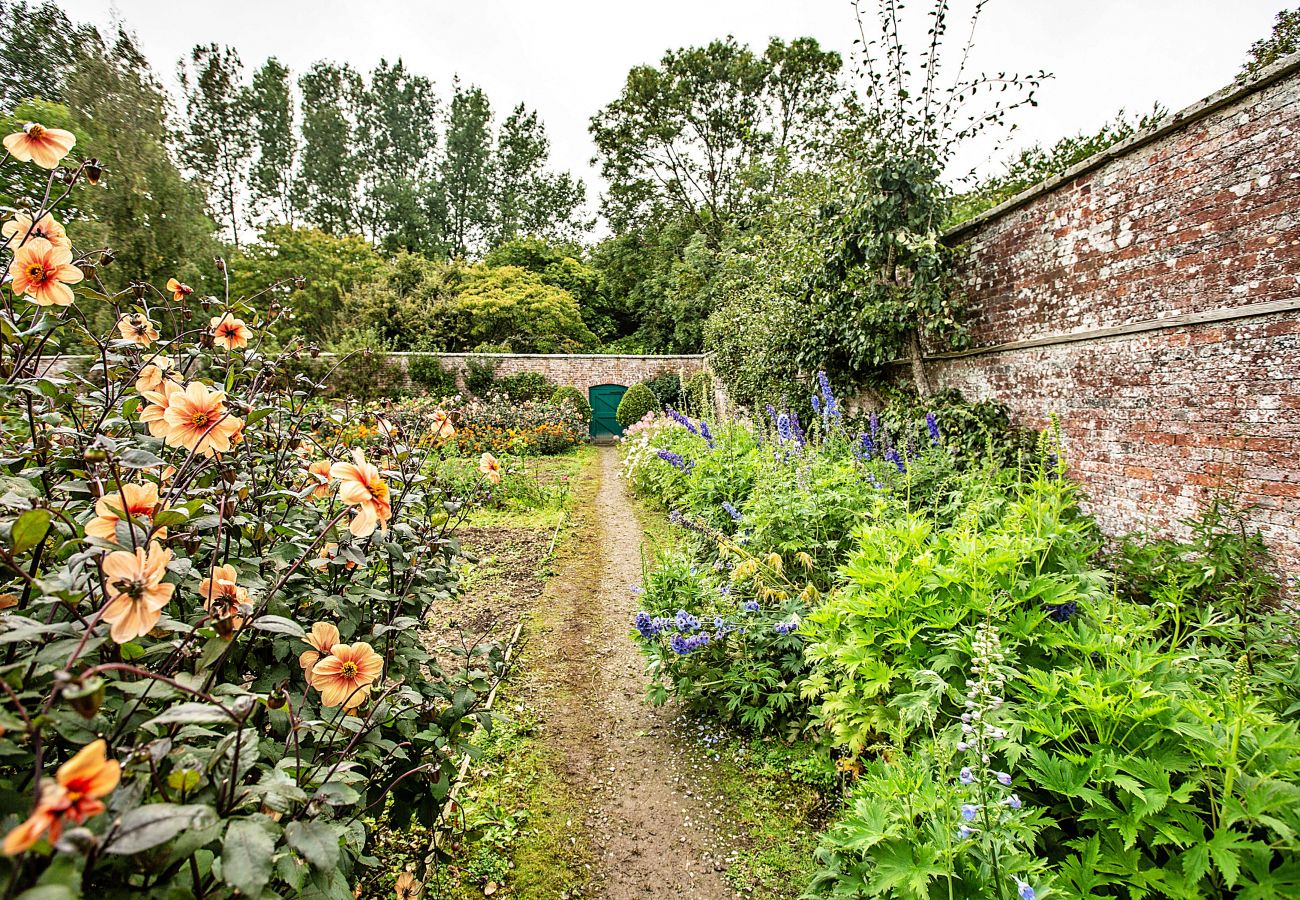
523,447 -> 735,898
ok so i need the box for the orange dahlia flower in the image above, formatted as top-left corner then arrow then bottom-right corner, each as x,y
138,381 -> 181,439
100,542 -> 174,643
2,211 -> 69,250
429,411 -> 455,441
165,278 -> 192,302
299,621 -> 342,686
161,382 -> 244,457
8,237 -> 83,306
3,122 -> 76,169
210,313 -> 252,351
478,452 -> 502,485
329,450 -> 392,538
85,482 -> 161,542
198,563 -> 249,637
307,460 -> 332,499
311,641 -> 382,709
135,355 -> 181,394
3,739 -> 120,855
116,312 -> 159,347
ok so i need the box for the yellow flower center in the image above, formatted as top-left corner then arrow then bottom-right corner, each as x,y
191,411 -> 212,428
25,263 -> 48,282
340,661 -> 359,678
26,124 -> 45,139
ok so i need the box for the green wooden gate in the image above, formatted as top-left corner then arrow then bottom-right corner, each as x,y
588,384 -> 627,438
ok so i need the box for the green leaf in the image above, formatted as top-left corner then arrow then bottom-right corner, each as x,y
141,702 -> 235,729
285,819 -> 341,869
117,448 -> 167,468
250,615 -> 305,638
105,803 -> 216,855
222,817 -> 278,899
12,508 -> 51,555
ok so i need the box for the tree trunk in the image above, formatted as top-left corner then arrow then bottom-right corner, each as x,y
909,330 -> 931,397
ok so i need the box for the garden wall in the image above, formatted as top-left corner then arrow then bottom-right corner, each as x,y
927,52 -> 1300,585
427,352 -> 709,393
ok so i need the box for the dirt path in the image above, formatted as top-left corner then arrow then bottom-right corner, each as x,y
527,446 -> 734,899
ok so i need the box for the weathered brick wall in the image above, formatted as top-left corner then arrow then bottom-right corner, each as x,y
928,54 -> 1300,586
428,353 -> 708,393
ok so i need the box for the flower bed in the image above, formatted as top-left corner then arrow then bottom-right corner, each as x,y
0,124 -> 506,896
621,379 -> 1300,898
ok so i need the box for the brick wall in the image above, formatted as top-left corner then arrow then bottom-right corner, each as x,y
927,54 -> 1300,586
427,353 -> 708,393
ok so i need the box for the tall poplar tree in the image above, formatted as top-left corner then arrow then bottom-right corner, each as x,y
178,44 -> 251,247
360,59 -> 439,251
295,61 -> 363,235
435,80 -> 493,257
490,104 -> 588,246
247,57 -> 297,227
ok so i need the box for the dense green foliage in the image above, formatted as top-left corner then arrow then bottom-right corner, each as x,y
622,370 -> 1298,899
615,383 -> 661,427
550,385 -> 592,421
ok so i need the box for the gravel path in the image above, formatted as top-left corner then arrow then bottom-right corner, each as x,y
528,446 -> 734,898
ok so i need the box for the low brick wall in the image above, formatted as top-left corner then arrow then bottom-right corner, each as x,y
427,353 -> 708,393
927,53 -> 1300,586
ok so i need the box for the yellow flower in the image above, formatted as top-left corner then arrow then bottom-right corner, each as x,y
311,642 -> 383,710
329,449 -> 392,538
8,237 -> 82,306
85,482 -> 161,542
161,382 -> 244,457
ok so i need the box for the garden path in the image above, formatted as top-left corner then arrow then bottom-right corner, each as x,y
528,446 -> 734,898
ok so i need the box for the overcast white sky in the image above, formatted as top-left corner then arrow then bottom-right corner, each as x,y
56,0 -> 1286,224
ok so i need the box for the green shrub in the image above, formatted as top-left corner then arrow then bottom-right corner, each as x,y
465,358 -> 497,397
495,371 -> 554,403
408,353 -> 458,398
616,382 -> 661,427
551,384 -> 592,420
643,372 -> 681,408
681,371 -> 714,416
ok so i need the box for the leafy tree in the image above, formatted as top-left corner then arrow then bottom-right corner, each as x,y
296,61 -> 363,235
247,57 -> 297,227
483,236 -> 608,334
0,1 -> 94,108
805,0 -> 1045,394
178,43 -> 252,247
360,59 -> 439,252
433,264 -> 597,352
490,104 -> 588,246
63,28 -> 217,295
590,35 -> 841,246
228,224 -> 384,342
1240,7 -> 1300,79
344,251 -> 458,350
436,80 -> 493,257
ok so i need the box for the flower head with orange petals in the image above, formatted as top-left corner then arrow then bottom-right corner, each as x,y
116,312 -> 159,347
299,622 -> 342,686
3,122 -> 76,169
100,542 -> 174,643
2,211 -> 69,250
307,460 -> 332,499
329,449 -> 392,538
161,382 -> 244,457
479,452 -> 502,485
3,739 -> 120,855
311,641 -> 383,710
429,411 -> 455,441
85,482 -> 162,542
135,355 -> 181,395
8,237 -> 82,306
210,313 -> 252,351
198,563 -> 249,638
165,278 -> 192,302
138,380 -> 182,440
